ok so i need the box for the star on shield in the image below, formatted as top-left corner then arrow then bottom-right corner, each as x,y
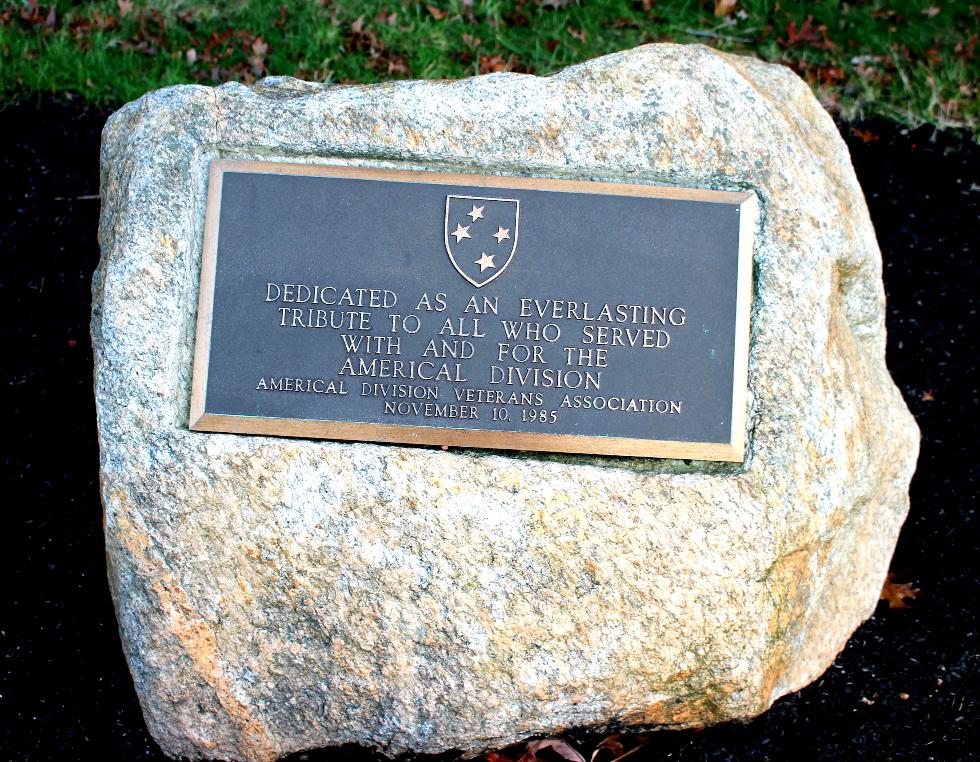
444,194 -> 520,287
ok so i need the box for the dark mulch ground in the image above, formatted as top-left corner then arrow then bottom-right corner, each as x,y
1,97 -> 976,761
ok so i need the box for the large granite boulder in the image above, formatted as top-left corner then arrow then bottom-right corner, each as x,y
93,44 -> 919,761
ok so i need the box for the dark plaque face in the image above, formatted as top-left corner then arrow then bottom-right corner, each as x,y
190,161 -> 754,461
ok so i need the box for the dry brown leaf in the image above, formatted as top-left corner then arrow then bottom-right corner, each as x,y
851,127 -> 879,143
426,4 -> 447,20
117,0 -> 133,17
611,742 -> 650,762
922,6 -> 941,17
779,16 -> 834,50
880,573 -> 919,609
479,54 -> 513,73
590,735 -> 624,762
714,0 -> 738,18
387,56 -> 409,75
519,739 -> 586,762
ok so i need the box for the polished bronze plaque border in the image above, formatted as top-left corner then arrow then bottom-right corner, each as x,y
190,160 -> 756,461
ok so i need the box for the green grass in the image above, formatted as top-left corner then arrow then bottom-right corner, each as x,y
1,0 -> 977,133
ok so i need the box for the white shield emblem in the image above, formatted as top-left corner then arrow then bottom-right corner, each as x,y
444,194 -> 520,288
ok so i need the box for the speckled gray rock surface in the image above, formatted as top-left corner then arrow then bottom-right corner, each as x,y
93,44 -> 918,762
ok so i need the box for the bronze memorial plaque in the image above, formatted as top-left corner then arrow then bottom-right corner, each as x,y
190,161 -> 755,461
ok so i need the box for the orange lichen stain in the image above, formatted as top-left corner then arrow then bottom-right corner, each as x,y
541,122 -> 562,141
764,541 -> 819,642
619,684 -> 736,726
664,668 -> 697,684
159,234 -> 179,259
619,699 -> 666,724
404,127 -> 424,148
108,489 -> 151,557
153,574 -> 279,761
757,538 -> 828,710
110,491 -> 278,760
759,647 -> 790,711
